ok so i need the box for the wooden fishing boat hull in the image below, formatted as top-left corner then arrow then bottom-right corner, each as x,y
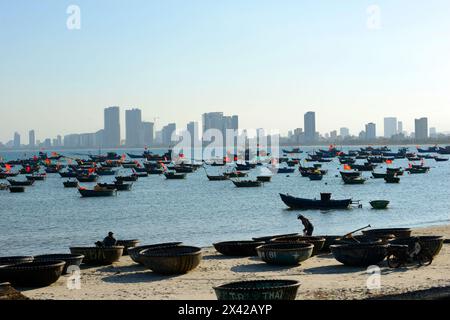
280,194 -> 352,210
232,180 -> 262,188
7,179 -> 34,186
70,246 -> 124,265
78,189 -> 117,197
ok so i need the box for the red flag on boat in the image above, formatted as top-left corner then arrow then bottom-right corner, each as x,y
234,156 -> 238,162
5,164 -> 12,172
343,164 -> 352,171
386,159 -> 393,164
121,154 -> 126,161
26,166 -> 31,173
33,155 -> 38,161
88,168 -> 95,174
179,153 -> 184,158
45,158 -> 51,165
408,163 -> 412,168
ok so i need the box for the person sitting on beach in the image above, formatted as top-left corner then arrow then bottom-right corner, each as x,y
297,215 -> 314,236
103,232 -> 117,246
96,232 -> 117,247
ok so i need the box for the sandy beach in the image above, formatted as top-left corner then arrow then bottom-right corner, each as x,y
20,225 -> 450,300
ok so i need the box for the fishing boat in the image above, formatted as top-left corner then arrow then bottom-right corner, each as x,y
405,167 -> 429,174
127,153 -> 145,159
308,173 -> 323,181
174,165 -> 195,173
232,180 -> 262,188
148,168 -> 165,175
417,146 -> 439,153
438,146 -> 450,155
342,175 -> 366,184
98,181 -> 133,191
387,167 -> 403,176
282,148 -> 303,154
372,172 -> 388,179
206,174 -> 229,181
78,187 -> 117,197
351,163 -> 376,171
164,172 -> 186,180
9,186 -> 25,193
25,174 -> 46,181
115,174 -> 138,182
224,171 -> 247,178
435,157 -> 449,162
280,193 -> 353,210
76,174 -> 98,183
0,183 -> 9,190
59,171 -> 78,178
276,167 -> 296,174
134,167 -> 148,173
339,171 -> 361,178
257,175 -> 272,182
385,176 -> 400,183
122,161 -> 139,169
63,180 -> 79,188
0,172 -> 20,179
7,179 -> 34,186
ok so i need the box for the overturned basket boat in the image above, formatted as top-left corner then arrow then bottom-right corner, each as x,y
213,241 -> 265,257
63,180 -> 79,188
69,246 -> 124,265
214,280 -> 300,300
33,254 -> 84,274
256,243 -> 314,266
0,261 -> 65,287
139,246 -> 202,275
116,240 -> 140,255
129,242 -> 183,265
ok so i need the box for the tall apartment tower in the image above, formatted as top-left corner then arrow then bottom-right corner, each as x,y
104,106 -> 121,147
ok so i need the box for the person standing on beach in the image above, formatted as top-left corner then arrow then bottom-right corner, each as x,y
298,215 -> 314,236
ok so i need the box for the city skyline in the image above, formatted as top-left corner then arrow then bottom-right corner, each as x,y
0,105 -> 445,149
1,1 -> 450,142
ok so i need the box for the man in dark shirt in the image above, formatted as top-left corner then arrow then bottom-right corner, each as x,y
297,215 -> 314,236
102,232 -> 117,247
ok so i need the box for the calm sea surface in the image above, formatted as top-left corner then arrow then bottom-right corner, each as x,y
1,147 -> 449,256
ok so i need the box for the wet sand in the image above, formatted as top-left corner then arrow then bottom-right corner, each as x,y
22,225 -> 450,300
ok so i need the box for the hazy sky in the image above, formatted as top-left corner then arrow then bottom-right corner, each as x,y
1,0 -> 450,143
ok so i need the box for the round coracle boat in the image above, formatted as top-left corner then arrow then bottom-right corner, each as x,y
0,256 -> 34,266
213,241 -> 265,257
129,242 -> 183,265
0,261 -> 65,287
139,246 -> 202,275
69,246 -> 124,265
34,254 -> 84,274
252,233 -> 299,243
256,243 -> 314,266
214,280 -> 300,301
330,243 -> 389,267
362,228 -> 412,239
389,236 -> 444,258
271,236 -> 326,256
116,240 -> 140,256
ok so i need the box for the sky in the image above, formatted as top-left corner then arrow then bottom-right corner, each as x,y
1,0 -> 450,143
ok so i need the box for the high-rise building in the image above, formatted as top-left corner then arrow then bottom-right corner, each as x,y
429,127 -> 437,138
304,111 -> 316,142
384,117 -> 397,138
365,123 -> 377,140
397,121 -> 403,134
141,122 -> 154,147
104,106 -> 121,147
187,121 -> 199,147
330,130 -> 338,140
162,123 -> 176,146
202,112 -> 238,146
13,132 -> 20,148
125,108 -> 142,147
340,127 -> 350,138
415,117 -> 428,141
56,135 -> 62,147
28,130 -> 35,147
